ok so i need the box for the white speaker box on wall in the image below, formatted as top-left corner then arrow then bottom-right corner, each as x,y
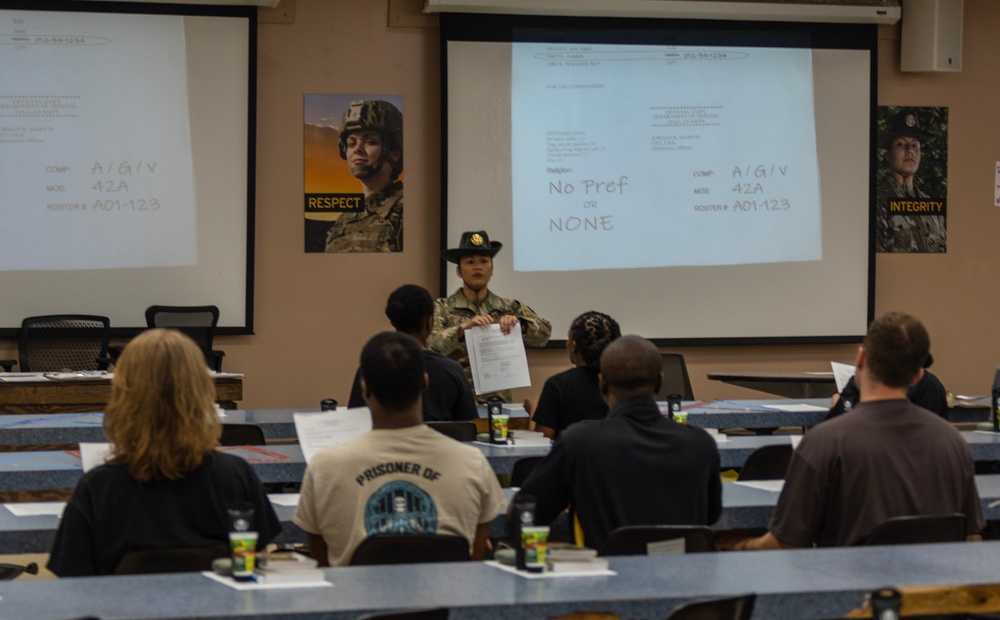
901,0 -> 964,72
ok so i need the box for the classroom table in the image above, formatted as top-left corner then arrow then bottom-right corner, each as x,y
8,475 -> 1000,556
0,406 -> 531,447
8,430 -> 1000,493
683,399 -> 990,429
3,540 -> 1000,619
707,371 -> 837,398
0,372 -> 244,413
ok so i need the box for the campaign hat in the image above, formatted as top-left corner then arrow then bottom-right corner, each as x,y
441,231 -> 502,263
880,107 -> 934,148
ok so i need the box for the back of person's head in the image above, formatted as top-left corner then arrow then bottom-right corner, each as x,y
384,284 -> 435,334
361,331 -> 425,412
569,311 -> 621,371
104,329 -> 220,483
863,312 -> 931,388
599,335 -> 662,395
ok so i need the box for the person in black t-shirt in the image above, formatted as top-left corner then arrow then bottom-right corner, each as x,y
47,329 -> 280,577
826,353 -> 947,421
348,284 -> 477,422
526,311 -> 621,438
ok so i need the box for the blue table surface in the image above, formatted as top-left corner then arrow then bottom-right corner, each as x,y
6,474 -> 1000,556
3,540 -> 1000,619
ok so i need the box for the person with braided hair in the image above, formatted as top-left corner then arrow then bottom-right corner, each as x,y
525,311 -> 621,438
348,285 -> 477,422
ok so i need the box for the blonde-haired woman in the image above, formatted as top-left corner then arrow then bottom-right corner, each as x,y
47,329 -> 280,576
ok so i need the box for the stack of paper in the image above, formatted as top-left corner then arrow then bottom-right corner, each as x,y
255,551 -> 324,584
546,544 -> 608,573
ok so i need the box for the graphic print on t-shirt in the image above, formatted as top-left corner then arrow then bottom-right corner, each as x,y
364,480 -> 438,535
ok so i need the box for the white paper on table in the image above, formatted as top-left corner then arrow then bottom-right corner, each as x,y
734,480 -> 785,493
764,403 -> 828,412
201,571 -> 333,590
790,435 -> 804,450
465,322 -> 531,395
293,409 -> 372,463
831,361 -> 856,393
484,561 -> 616,579
6,502 -> 66,517
646,538 -> 686,556
267,493 -> 301,507
0,373 -> 49,382
79,442 -> 113,472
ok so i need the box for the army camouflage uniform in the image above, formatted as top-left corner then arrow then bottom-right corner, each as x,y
876,177 -> 945,253
324,182 -> 403,253
428,289 -> 552,403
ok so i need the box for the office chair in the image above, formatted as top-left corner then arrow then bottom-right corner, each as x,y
219,423 -> 266,446
863,513 -> 966,546
657,353 -> 694,401
19,315 -> 112,372
114,544 -> 231,575
599,525 -> 716,556
145,305 -> 224,372
357,609 -> 448,620
426,421 -> 477,442
737,445 -> 794,481
510,456 -> 544,488
0,359 -> 14,372
665,594 -> 756,620
349,534 -> 470,566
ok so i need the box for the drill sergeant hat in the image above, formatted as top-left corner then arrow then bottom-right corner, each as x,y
441,231 -> 502,263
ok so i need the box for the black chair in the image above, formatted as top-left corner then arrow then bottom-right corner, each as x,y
349,535 -> 470,566
19,315 -> 112,372
357,609 -> 449,620
114,544 -> 230,575
510,456 -> 544,488
599,525 -> 716,556
145,305 -> 224,372
0,562 -> 38,581
863,513 -> 966,546
657,353 -> 694,401
737,444 -> 794,481
0,359 -> 14,372
219,423 -> 266,446
426,421 -> 477,442
666,594 -> 756,620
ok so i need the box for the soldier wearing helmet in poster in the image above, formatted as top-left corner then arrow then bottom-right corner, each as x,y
876,107 -> 946,253
325,99 -> 404,253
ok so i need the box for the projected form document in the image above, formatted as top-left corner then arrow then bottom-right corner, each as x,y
511,43 -> 822,271
0,10 -> 196,270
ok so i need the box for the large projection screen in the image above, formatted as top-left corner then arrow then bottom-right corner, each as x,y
0,1 -> 255,334
441,15 -> 876,345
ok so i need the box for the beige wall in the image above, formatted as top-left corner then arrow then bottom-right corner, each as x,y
3,0 -> 998,408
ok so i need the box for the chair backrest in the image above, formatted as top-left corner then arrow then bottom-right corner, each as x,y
114,544 -> 230,575
349,534 -> 470,566
510,456 -> 544,488
863,513 -> 966,546
145,305 -> 221,370
219,423 -> 266,446
666,594 -> 756,620
657,353 -> 694,401
19,315 -> 111,373
426,421 -> 477,442
737,444 -> 794,481
356,608 -> 449,620
599,525 -> 716,556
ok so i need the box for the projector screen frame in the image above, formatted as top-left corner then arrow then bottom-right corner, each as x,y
0,0 -> 257,337
438,13 -> 877,347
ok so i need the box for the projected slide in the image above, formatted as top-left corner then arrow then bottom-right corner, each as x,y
511,43 -> 822,271
0,10 -> 196,271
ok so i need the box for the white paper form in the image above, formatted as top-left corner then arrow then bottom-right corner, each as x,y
465,322 -> 531,395
293,409 -> 372,464
764,403 -> 828,412
79,442 -> 112,472
831,361 -> 856,393
6,502 -> 66,517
